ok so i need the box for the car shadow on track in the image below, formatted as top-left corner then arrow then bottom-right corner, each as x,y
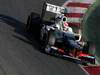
0,14 -> 82,65
0,14 -> 40,50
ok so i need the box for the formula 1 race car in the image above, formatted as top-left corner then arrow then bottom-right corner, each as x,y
39,24 -> 95,64
25,1 -> 95,65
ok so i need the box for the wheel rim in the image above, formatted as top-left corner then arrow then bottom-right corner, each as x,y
45,45 -> 51,53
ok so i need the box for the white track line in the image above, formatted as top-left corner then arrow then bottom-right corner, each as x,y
78,64 -> 90,75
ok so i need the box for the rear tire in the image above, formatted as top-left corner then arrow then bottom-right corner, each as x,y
25,12 -> 41,34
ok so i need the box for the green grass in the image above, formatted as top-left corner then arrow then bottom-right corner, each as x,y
82,0 -> 100,63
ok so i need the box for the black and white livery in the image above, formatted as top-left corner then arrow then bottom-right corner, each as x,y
25,2 -> 95,65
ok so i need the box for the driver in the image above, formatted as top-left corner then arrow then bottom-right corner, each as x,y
63,21 -> 82,50
55,14 -> 82,50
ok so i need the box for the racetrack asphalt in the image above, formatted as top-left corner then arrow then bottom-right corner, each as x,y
0,0 -> 87,75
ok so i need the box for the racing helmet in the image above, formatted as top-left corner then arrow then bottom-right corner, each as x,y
62,16 -> 67,22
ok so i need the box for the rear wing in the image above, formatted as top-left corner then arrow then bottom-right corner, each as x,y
40,2 -> 66,21
46,3 -> 65,14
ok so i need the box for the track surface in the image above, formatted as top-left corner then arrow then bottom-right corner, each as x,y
0,0 -> 86,75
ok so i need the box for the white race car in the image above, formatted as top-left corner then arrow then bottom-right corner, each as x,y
25,2 -> 95,65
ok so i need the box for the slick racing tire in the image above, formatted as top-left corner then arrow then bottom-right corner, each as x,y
82,41 -> 90,54
25,12 -> 41,33
40,33 -> 48,53
44,32 -> 55,53
40,31 -> 55,53
48,32 -> 55,46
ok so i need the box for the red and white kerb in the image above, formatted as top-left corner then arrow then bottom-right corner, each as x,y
62,0 -> 96,27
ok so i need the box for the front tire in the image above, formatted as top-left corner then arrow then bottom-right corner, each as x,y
82,41 -> 90,54
48,31 -> 55,46
40,30 -> 55,53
